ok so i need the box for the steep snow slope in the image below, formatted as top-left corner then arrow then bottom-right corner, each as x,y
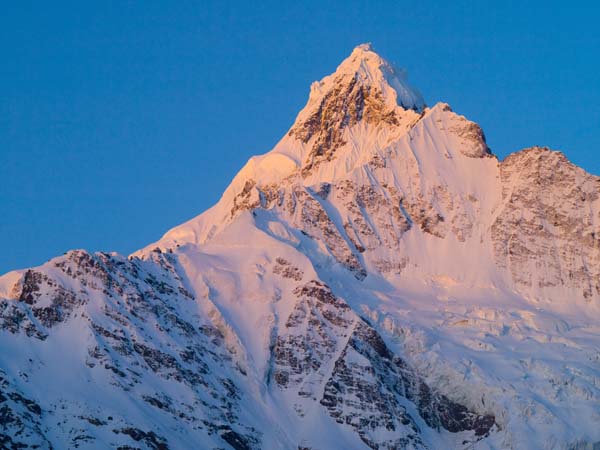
1,44 -> 600,450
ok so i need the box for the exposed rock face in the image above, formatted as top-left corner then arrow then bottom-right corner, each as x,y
272,280 -> 354,391
273,278 -> 494,449
321,319 -> 495,449
1,250 -> 261,450
290,74 -> 403,176
0,369 -> 48,450
288,43 -> 424,179
492,147 -> 600,299
443,104 -> 492,159
0,252 -> 494,449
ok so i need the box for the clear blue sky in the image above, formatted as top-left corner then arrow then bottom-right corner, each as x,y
1,1 -> 599,273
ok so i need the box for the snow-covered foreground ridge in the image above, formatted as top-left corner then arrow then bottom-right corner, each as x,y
2,44 -> 600,450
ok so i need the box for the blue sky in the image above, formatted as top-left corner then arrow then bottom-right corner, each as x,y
1,1 -> 599,273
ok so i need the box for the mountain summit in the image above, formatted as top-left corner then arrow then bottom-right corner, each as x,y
299,43 -> 425,115
289,43 -> 425,176
1,45 -> 600,450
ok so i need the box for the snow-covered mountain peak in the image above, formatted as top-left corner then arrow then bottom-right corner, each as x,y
354,42 -> 374,51
328,43 -> 424,110
137,47 -> 495,252
277,45 -> 426,177
298,43 -> 425,122
2,44 -> 600,450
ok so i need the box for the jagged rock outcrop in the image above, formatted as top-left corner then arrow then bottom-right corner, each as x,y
1,250 -> 262,449
492,147 -> 600,300
271,280 -> 494,449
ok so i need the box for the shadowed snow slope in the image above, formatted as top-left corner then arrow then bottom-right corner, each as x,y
1,44 -> 600,450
